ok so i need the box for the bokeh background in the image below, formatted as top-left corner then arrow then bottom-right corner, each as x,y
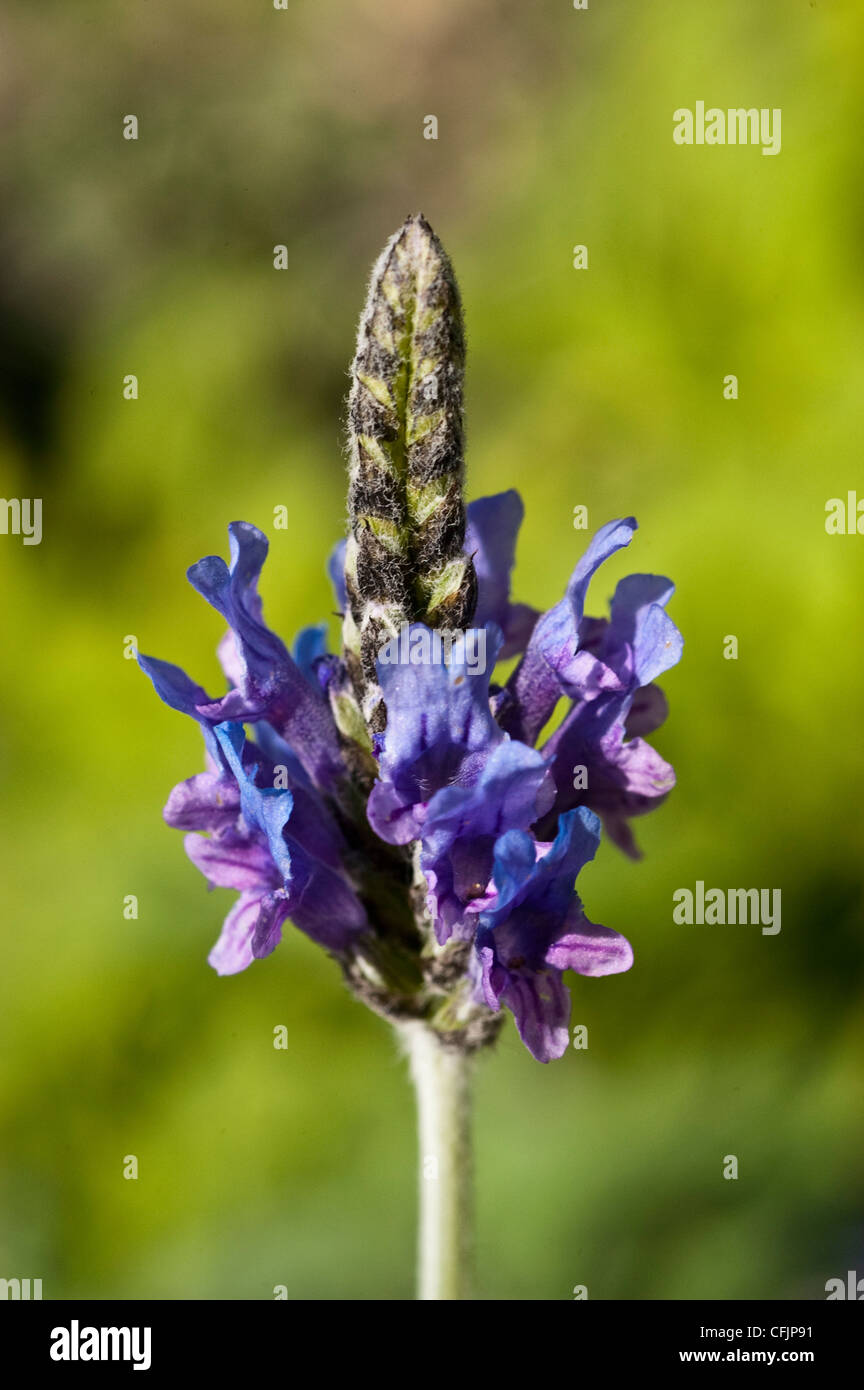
1,0 -> 863,1300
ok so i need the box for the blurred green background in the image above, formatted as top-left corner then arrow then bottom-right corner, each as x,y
1,0 -> 863,1300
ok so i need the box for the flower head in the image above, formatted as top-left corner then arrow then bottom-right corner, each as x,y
140,216 -> 682,1060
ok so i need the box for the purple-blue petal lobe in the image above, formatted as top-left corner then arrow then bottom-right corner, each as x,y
368,625 -> 505,843
465,491 -> 538,658
472,809 -> 632,1061
419,739 -> 554,942
328,539 -> 348,612
187,522 -> 344,791
501,519 -> 637,745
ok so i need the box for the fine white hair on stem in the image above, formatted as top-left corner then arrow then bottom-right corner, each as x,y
399,1021 -> 475,1300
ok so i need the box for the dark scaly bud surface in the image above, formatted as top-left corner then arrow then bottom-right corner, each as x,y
331,216 -> 497,1048
345,215 -> 476,731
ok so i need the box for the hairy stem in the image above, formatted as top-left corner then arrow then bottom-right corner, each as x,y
402,1021 -> 475,1300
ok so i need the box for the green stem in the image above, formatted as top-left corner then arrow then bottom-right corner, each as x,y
402,1022 -> 474,1300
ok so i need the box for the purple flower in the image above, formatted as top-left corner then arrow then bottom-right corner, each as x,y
166,721 -> 367,974
498,517 -> 682,857
499,517 -> 641,745
367,625 -> 508,845
140,524 -> 369,976
140,217 -> 681,1066
366,624 -> 554,942
419,740 -> 554,944
140,499 -> 679,1059
140,522 -> 344,793
473,808 -> 633,1062
465,490 -> 538,658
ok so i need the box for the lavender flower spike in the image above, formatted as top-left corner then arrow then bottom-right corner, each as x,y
139,215 -> 682,1300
